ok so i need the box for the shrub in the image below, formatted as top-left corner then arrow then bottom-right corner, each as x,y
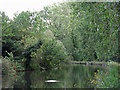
2,57 -> 16,76
30,39 -> 68,70
89,66 -> 119,88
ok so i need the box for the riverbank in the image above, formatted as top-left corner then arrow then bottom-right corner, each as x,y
71,61 -> 119,66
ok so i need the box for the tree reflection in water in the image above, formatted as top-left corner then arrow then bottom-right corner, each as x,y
2,64 -> 118,88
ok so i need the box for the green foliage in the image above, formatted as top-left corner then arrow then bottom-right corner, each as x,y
35,2 -> 119,62
30,39 -> 68,69
1,2 -> 119,71
1,11 -> 24,57
68,2 -> 119,61
37,3 -> 73,60
2,52 -> 25,75
89,66 -> 118,88
2,57 -> 16,76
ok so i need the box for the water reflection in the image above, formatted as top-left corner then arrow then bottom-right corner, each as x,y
2,64 -> 119,88
45,80 -> 60,82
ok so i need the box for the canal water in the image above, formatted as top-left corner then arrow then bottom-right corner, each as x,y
2,64 -> 119,88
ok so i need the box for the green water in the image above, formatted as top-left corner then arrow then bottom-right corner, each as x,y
2,64 -> 119,88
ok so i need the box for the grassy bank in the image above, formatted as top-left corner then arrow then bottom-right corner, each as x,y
71,61 -> 119,66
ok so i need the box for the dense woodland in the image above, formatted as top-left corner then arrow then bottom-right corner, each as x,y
1,2 -> 120,73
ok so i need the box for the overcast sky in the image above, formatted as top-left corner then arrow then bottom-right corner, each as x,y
0,0 -> 64,19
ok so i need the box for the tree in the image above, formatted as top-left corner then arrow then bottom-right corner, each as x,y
68,2 -> 119,61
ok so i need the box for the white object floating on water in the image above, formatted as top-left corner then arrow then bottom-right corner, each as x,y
45,80 -> 60,82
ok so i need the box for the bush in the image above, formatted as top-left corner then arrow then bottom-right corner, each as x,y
89,66 -> 119,88
30,39 -> 68,70
2,57 -> 16,76
2,52 -> 25,75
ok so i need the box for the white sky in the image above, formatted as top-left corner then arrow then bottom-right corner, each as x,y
0,0 -> 64,19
